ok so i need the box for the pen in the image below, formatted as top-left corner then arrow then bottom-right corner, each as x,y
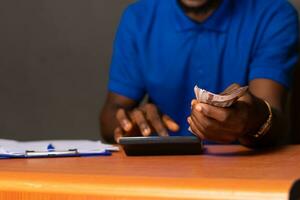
47,144 -> 55,152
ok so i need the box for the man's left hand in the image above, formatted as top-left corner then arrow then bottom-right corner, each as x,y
187,92 -> 268,143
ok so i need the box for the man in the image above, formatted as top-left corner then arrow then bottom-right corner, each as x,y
100,0 -> 299,147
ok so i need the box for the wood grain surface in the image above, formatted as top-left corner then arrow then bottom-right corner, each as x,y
0,145 -> 299,200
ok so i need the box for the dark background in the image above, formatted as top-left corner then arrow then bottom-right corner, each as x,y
0,0 -> 133,140
0,0 -> 299,141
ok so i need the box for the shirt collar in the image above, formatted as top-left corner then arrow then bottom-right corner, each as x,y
171,0 -> 232,33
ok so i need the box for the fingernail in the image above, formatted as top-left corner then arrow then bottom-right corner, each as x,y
171,123 -> 180,131
161,130 -> 168,136
187,117 -> 191,124
195,104 -> 202,112
114,134 -> 121,144
123,120 -> 131,131
188,126 -> 193,133
143,127 -> 151,136
125,124 -> 132,131
191,100 -> 197,106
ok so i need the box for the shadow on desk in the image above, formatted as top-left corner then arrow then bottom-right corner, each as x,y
204,145 -> 289,157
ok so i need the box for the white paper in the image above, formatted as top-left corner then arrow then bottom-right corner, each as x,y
0,139 -> 118,156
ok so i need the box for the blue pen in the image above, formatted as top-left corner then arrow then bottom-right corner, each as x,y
47,144 -> 55,152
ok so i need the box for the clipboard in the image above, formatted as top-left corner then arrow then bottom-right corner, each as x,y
25,149 -> 111,158
0,149 -> 111,159
0,139 -> 117,159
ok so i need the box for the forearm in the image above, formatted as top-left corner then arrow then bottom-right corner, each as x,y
100,105 -> 120,144
100,93 -> 139,143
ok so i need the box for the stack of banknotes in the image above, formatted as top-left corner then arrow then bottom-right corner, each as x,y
194,84 -> 248,107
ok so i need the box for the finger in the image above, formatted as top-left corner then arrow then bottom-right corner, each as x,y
187,117 -> 195,134
131,109 -> 151,136
221,83 -> 241,95
188,126 -> 193,134
187,117 -> 205,140
191,109 -> 224,139
187,117 -> 196,135
193,103 -> 231,123
191,112 -> 235,143
114,127 -> 124,143
144,106 -> 168,136
191,99 -> 198,107
191,106 -> 225,130
162,115 -> 180,132
116,109 -> 133,132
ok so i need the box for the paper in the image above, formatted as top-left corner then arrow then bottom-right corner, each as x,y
0,139 -> 118,157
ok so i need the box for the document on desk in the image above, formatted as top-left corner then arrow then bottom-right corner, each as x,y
0,139 -> 119,158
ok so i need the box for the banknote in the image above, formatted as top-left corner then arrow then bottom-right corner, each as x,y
194,84 -> 248,107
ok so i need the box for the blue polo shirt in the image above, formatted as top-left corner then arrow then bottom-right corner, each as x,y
108,0 -> 299,136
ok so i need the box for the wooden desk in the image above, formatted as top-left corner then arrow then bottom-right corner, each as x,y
0,145 -> 299,200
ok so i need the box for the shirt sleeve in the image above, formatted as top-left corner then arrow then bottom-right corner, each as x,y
249,2 -> 299,89
108,6 -> 145,101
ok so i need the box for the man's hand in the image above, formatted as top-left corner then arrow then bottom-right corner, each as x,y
114,103 -> 180,143
187,92 -> 269,143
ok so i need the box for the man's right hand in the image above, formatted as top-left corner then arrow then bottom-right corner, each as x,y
114,103 -> 180,143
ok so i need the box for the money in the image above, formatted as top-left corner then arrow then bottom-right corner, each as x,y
194,84 -> 248,107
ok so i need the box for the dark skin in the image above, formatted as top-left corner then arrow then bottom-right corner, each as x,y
188,79 -> 288,147
100,95 -> 180,143
100,0 -> 289,147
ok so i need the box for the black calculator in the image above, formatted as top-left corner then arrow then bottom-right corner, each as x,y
119,136 -> 203,156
